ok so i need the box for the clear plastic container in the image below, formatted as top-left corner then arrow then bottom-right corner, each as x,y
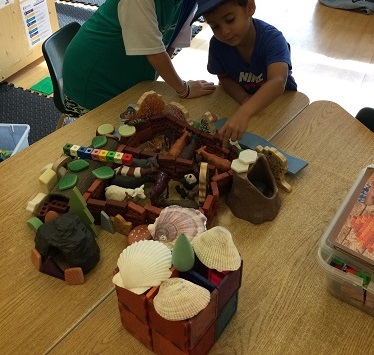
0,124 -> 30,157
318,164 -> 374,315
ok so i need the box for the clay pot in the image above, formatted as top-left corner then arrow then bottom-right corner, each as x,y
226,154 -> 281,224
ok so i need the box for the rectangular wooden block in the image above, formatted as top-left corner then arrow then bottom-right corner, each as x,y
216,291 -> 238,340
152,319 -> 217,355
148,289 -> 218,351
118,302 -> 153,350
115,285 -> 158,323
189,259 -> 243,313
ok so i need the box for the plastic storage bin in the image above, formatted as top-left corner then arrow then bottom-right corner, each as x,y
0,124 -> 30,157
318,164 -> 374,315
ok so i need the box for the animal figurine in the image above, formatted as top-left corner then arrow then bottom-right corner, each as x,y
150,171 -> 171,206
105,185 -> 146,202
175,173 -> 199,200
196,145 -> 232,172
167,130 -> 191,158
131,156 -> 159,168
179,134 -> 199,160
114,165 -> 158,178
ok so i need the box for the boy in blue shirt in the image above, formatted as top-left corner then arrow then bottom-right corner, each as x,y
191,0 -> 297,144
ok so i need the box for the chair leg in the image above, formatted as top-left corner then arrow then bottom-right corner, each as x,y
56,113 -> 67,130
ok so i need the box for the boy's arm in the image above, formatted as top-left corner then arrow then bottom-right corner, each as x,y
218,73 -> 251,105
218,62 -> 289,145
147,52 -> 216,98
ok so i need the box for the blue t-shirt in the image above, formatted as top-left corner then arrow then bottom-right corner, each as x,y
207,18 -> 297,94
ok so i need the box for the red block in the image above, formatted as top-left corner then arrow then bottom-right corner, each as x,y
118,303 -> 153,350
121,153 -> 133,166
148,289 -> 218,351
152,320 -> 216,355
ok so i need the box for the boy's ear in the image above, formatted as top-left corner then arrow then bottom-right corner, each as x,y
247,0 -> 256,16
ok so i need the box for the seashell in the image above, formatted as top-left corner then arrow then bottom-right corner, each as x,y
153,278 -> 210,321
192,226 -> 241,272
113,240 -> 172,294
148,205 -> 207,246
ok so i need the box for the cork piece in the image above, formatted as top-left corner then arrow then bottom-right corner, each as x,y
136,91 -> 165,118
163,101 -> 190,122
255,145 -> 292,192
65,267 -> 85,285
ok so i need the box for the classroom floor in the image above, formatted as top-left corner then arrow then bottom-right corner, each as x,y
6,0 -> 374,118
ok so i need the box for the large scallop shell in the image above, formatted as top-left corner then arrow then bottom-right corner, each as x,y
192,226 -> 241,272
112,240 -> 172,294
153,278 -> 210,321
148,205 -> 207,246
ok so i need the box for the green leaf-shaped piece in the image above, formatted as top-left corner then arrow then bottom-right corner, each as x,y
172,233 -> 195,272
59,174 -> 78,191
92,135 -> 108,149
67,159 -> 90,172
92,166 -> 115,180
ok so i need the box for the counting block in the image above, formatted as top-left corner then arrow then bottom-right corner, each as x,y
114,152 -> 124,164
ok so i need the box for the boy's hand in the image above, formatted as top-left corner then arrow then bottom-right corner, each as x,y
187,80 -> 216,98
218,111 -> 250,147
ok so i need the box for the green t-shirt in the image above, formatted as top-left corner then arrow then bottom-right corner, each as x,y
63,0 -> 184,109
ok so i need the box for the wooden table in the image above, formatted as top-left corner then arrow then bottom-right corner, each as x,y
0,81 -> 309,354
49,101 -> 374,355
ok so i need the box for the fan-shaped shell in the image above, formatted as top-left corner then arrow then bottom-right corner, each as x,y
112,240 -> 172,294
153,278 -> 210,321
148,205 -> 207,246
192,226 -> 241,272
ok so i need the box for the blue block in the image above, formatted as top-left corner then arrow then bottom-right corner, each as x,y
216,291 -> 238,340
77,146 -> 89,158
81,147 -> 94,159
215,118 -> 308,175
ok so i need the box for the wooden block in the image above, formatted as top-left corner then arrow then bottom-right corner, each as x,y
216,291 -> 238,340
118,303 -> 153,350
64,267 -> 85,285
151,315 -> 216,355
148,289 -> 218,351
116,284 -> 158,323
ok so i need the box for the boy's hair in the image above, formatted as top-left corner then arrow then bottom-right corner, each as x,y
191,0 -> 248,24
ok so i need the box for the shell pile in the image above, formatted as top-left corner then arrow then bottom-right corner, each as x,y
112,240 -> 172,294
153,278 -> 211,321
148,205 -> 207,247
192,226 -> 241,272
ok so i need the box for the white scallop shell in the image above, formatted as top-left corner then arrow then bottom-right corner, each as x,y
112,240 -> 172,294
148,205 -> 207,246
192,226 -> 241,272
153,278 -> 211,321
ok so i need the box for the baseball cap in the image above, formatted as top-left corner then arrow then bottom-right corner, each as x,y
190,0 -> 227,24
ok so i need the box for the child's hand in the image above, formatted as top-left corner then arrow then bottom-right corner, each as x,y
187,80 -> 216,98
218,111 -> 250,147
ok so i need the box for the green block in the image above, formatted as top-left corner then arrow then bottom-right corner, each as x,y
92,166 -> 115,180
59,174 -> 78,191
68,159 -> 90,172
63,143 -> 74,156
106,151 -> 116,163
92,135 -> 107,149
27,216 -> 44,232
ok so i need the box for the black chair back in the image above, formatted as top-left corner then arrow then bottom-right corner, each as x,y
42,22 -> 81,114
